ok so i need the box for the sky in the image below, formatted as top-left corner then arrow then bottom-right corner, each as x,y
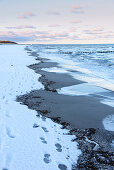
0,0 -> 114,44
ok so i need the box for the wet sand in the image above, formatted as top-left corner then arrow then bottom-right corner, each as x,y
17,88 -> 114,130
17,47 -> 114,169
26,58 -> 114,130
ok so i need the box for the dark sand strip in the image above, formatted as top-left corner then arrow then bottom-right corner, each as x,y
17,89 -> 114,129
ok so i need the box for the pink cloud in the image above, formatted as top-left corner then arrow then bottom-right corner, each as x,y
0,30 -> 74,43
17,12 -> 36,19
0,30 -> 70,43
0,29 -> 113,43
0,30 -> 36,42
71,5 -> 84,14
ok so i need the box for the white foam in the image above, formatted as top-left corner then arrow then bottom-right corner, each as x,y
72,74 -> 114,92
103,115 -> 114,131
101,99 -> 114,107
30,45 -> 114,92
58,83 -> 108,96
61,64 -> 92,74
42,67 -> 68,73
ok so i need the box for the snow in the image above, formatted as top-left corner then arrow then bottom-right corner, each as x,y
42,67 -> 68,74
103,115 -> 114,131
101,99 -> 114,107
0,45 -> 81,170
58,83 -> 108,96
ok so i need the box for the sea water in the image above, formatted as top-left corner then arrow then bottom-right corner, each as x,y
31,44 -> 114,131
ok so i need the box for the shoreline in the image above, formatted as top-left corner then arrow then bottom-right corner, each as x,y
17,46 -> 114,169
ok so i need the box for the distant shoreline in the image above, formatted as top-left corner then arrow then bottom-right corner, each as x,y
0,40 -> 17,44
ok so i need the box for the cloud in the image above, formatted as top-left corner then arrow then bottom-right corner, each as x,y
3,28 -> 112,43
71,20 -> 81,24
0,31 -> 36,42
0,30 -> 70,43
81,28 -> 114,40
17,12 -> 36,19
48,24 -> 61,27
70,27 -> 78,32
6,25 -> 36,29
103,33 -> 114,39
1,27 -> 113,44
48,11 -> 61,15
36,32 -> 69,41
84,29 -> 104,35
71,5 -> 84,14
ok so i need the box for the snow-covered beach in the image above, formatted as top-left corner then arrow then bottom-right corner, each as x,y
0,44 -> 114,169
1,0 -> 114,169
0,45 -> 81,170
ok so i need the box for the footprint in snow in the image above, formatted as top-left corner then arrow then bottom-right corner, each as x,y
40,137 -> 47,144
6,128 -> 15,138
41,116 -> 46,122
66,155 -> 70,160
43,154 -> 51,164
57,137 -> 60,141
58,164 -> 67,170
3,96 -> 5,99
33,123 -> 39,128
55,143 -> 62,152
42,127 -> 49,133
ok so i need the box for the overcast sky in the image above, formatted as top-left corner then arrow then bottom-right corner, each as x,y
0,0 -> 114,44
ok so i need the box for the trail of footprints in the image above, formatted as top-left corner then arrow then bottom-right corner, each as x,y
2,69 -> 70,170
32,113 -> 69,169
35,116 -> 69,169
